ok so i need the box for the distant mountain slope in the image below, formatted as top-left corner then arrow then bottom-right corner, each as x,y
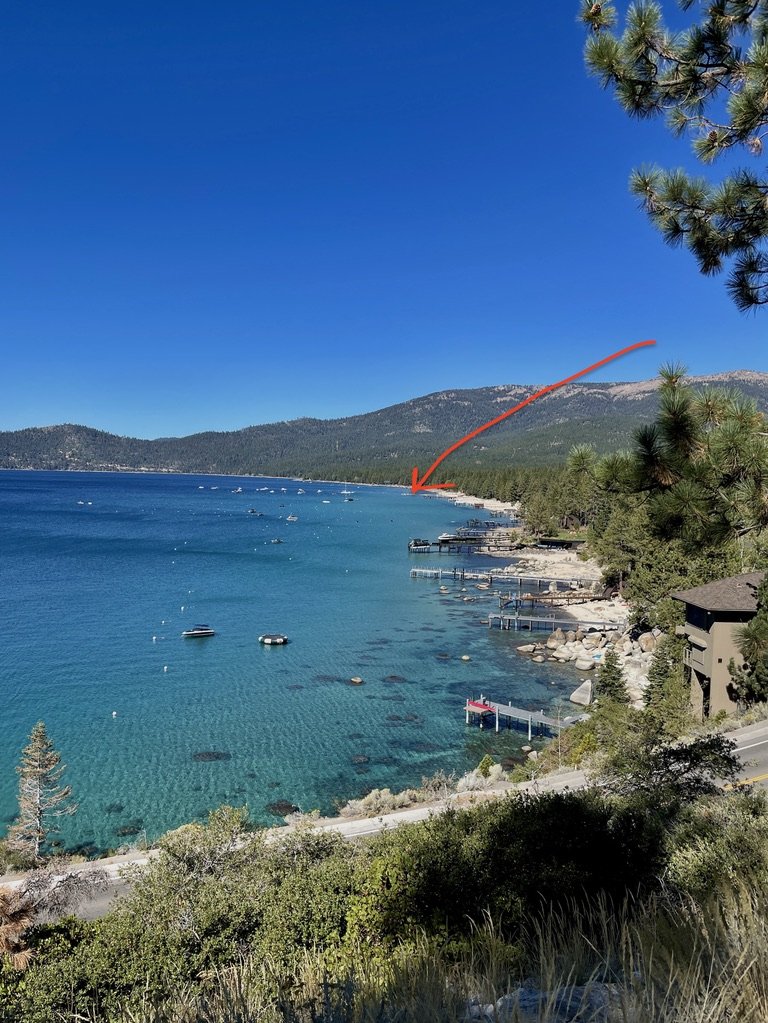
2,372 -> 766,480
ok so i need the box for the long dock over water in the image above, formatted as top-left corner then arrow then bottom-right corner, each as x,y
487,612 -> 625,633
464,696 -> 579,736
409,567 -> 595,589
410,565 -> 625,634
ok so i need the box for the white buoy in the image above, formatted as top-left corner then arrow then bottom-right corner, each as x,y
112,711 -> 117,718
152,636 -> 157,642
461,655 -> 471,661
163,665 -> 168,673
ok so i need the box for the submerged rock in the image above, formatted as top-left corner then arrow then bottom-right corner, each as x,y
192,751 -> 232,762
266,800 -> 299,816
114,819 -> 144,837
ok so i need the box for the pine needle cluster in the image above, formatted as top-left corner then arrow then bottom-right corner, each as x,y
580,0 -> 768,308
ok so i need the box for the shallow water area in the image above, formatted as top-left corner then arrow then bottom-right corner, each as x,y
0,471 -> 578,853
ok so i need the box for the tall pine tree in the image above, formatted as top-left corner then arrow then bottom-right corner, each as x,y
594,649 -> 629,704
6,722 -> 76,863
581,1 -> 768,309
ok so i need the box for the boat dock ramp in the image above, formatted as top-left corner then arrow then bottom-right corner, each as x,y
464,696 -> 578,736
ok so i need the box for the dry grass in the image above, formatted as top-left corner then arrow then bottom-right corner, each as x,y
106,883 -> 768,1023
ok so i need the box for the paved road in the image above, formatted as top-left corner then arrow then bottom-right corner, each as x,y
727,720 -> 768,785
6,720 -> 768,920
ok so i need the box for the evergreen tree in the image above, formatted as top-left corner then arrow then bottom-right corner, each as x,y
570,367 -> 768,628
6,722 -> 76,863
644,635 -> 692,735
730,574 -> 768,703
594,649 -> 629,703
581,1 -> 768,309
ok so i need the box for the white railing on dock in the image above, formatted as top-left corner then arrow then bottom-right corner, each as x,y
464,696 -> 580,735
487,612 -> 626,633
409,567 -> 596,589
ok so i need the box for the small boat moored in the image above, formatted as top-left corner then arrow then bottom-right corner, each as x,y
259,633 -> 289,645
182,625 -> 216,638
408,538 -> 432,552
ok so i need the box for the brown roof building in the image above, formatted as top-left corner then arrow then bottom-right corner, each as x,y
671,571 -> 765,718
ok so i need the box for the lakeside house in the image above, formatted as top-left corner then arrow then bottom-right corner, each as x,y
672,571 -> 765,719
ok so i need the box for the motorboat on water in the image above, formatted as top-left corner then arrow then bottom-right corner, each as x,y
259,633 -> 289,645
286,514 -> 298,522
182,624 -> 215,638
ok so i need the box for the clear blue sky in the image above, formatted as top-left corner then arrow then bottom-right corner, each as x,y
2,1 -> 765,438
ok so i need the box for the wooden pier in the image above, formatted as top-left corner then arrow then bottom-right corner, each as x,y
409,567 -> 595,591
464,696 -> 578,736
487,612 -> 625,633
498,591 -> 600,610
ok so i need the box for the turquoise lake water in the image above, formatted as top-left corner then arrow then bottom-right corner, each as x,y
0,471 -> 581,854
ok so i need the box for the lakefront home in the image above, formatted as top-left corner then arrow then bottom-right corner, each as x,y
672,571 -> 765,719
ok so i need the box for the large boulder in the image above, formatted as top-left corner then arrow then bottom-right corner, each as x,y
545,628 -> 566,650
574,658 -> 596,671
638,631 -> 657,653
570,680 -> 593,705
517,644 -> 536,654
492,983 -> 625,1023
582,633 -> 602,649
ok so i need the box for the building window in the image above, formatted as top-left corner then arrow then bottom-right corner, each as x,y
687,604 -> 708,631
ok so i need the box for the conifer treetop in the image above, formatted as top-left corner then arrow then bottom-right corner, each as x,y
580,0 -> 768,308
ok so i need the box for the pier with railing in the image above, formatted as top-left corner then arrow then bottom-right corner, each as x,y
464,696 -> 579,736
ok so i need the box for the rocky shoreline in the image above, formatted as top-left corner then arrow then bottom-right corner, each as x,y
516,625 -> 662,708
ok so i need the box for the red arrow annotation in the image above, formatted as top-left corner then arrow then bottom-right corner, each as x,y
410,339 -> 657,494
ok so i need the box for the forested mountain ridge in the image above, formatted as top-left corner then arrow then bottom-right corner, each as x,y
2,371 -> 767,480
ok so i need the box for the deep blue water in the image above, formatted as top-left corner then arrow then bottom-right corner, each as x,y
0,471 -> 579,854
